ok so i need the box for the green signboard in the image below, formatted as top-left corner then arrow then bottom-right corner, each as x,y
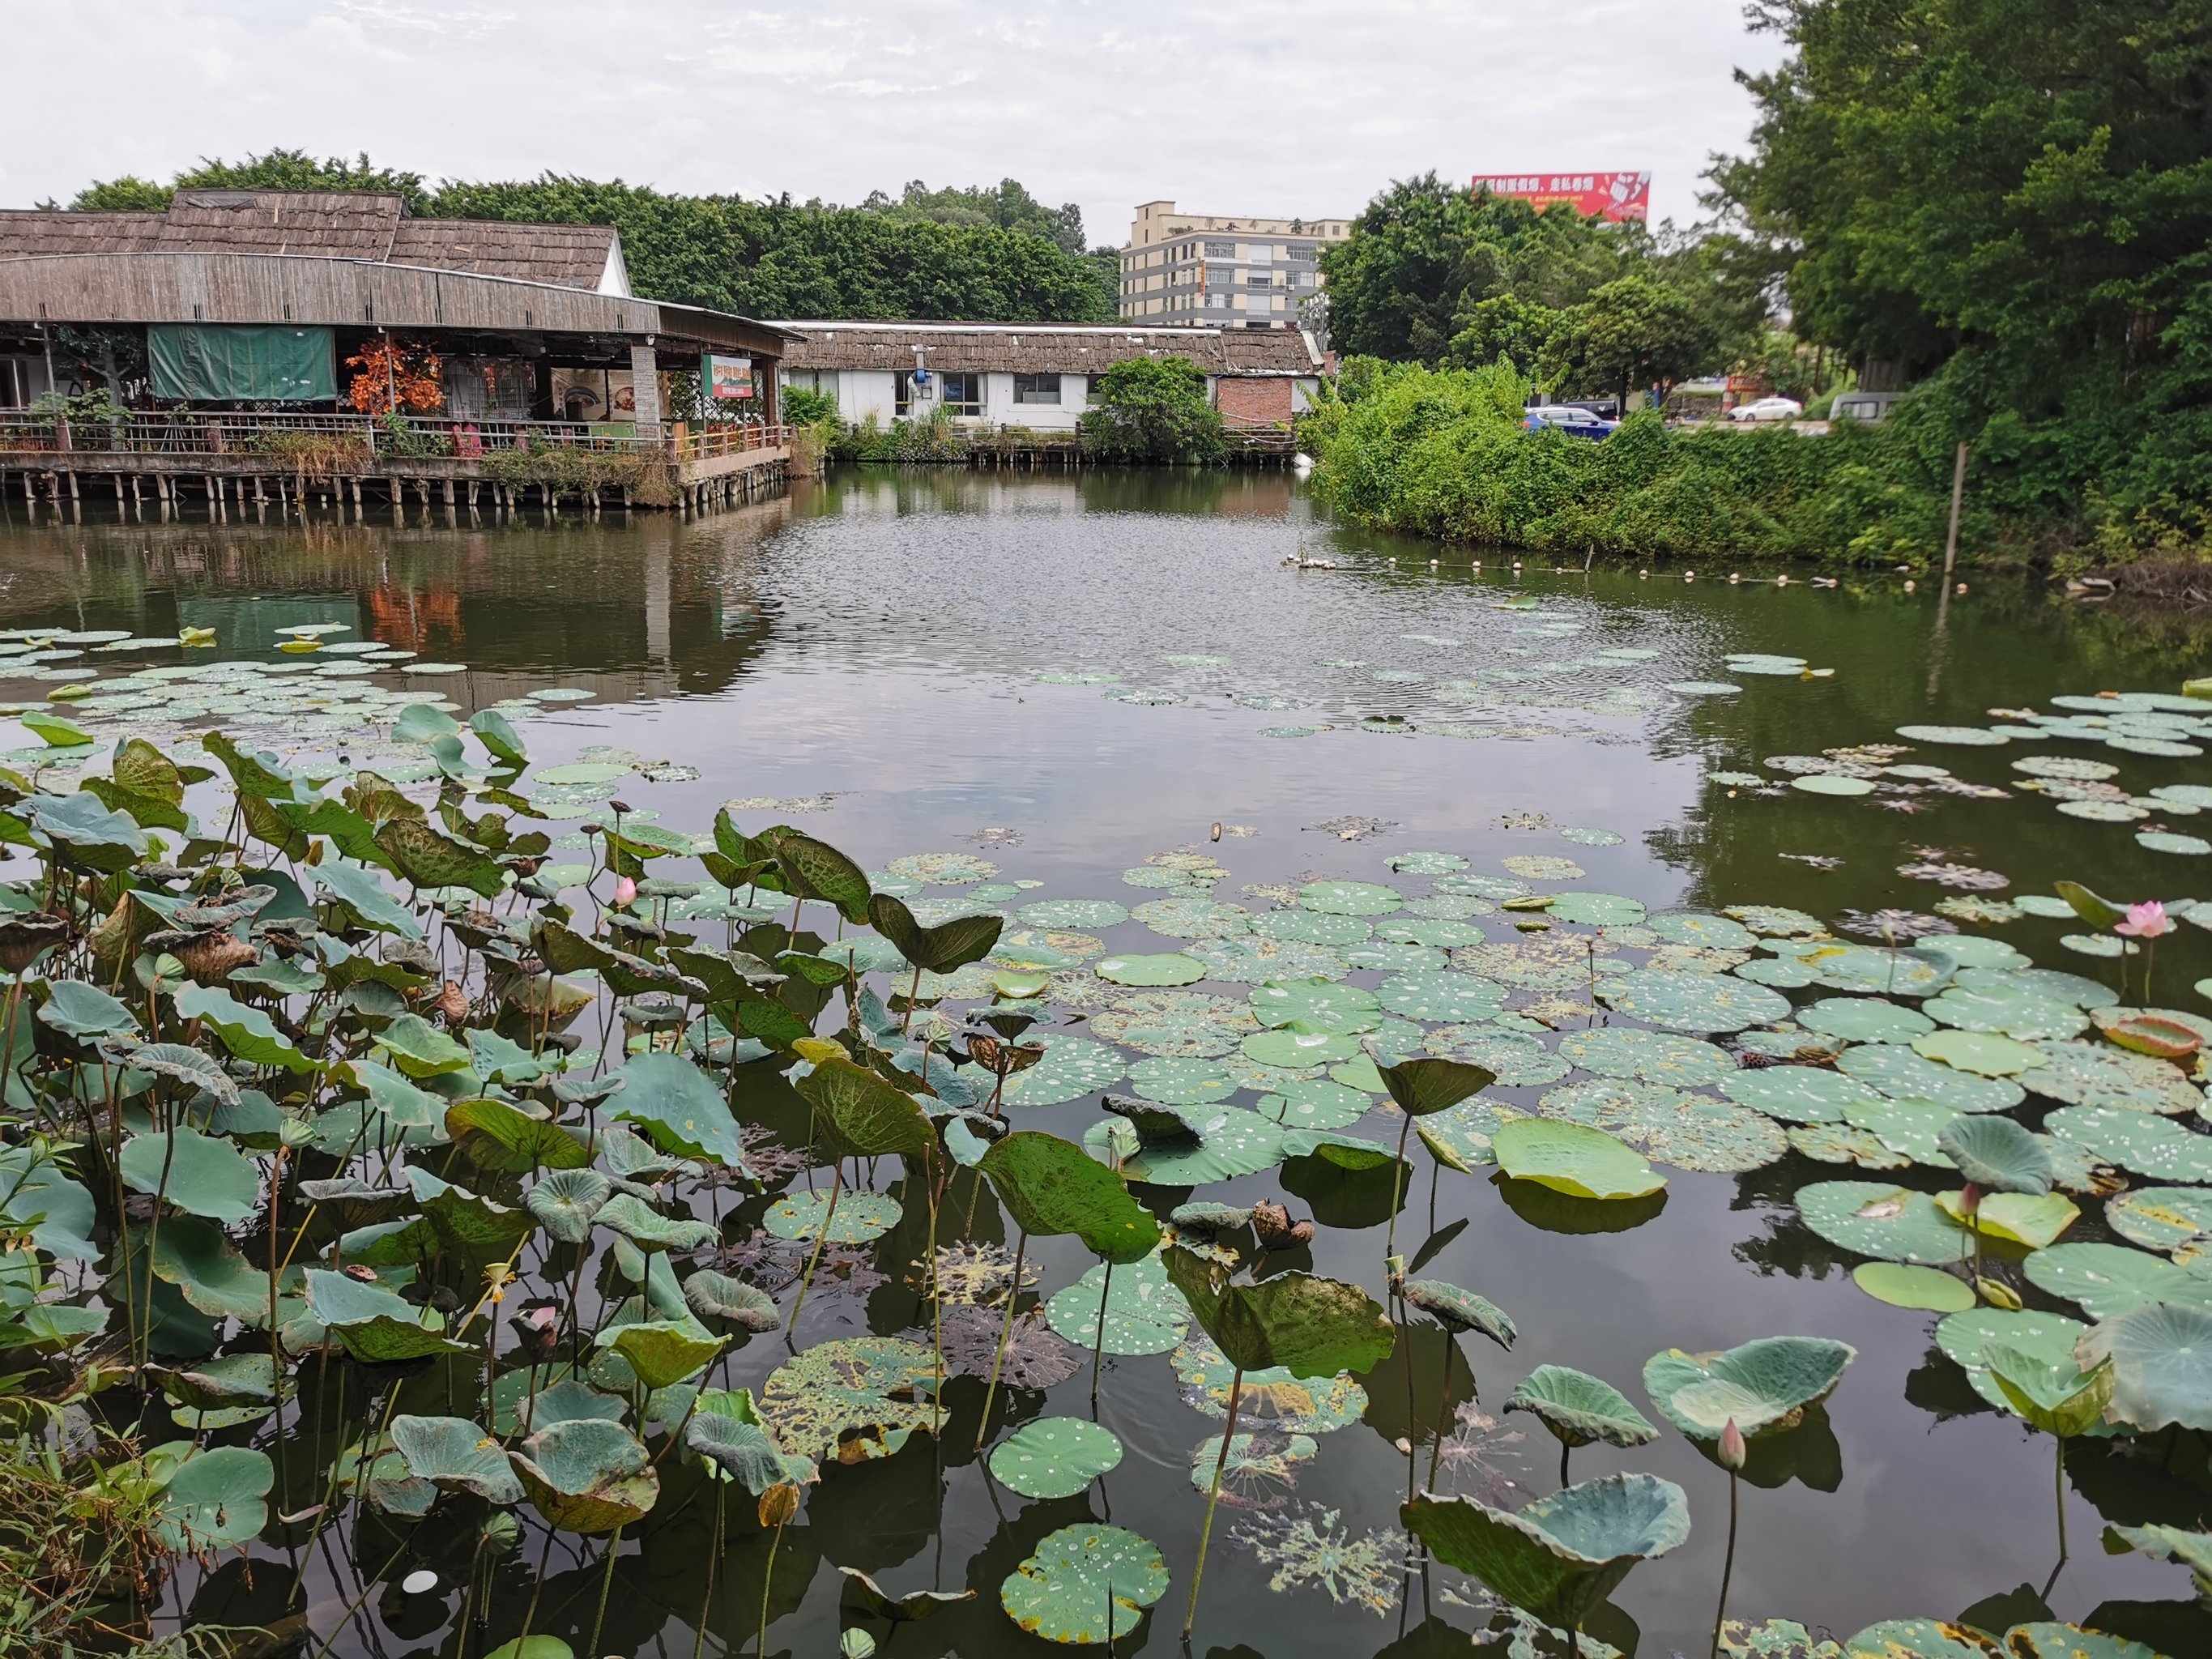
148,325 -> 336,402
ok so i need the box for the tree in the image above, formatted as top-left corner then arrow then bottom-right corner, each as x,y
1078,358 -> 1225,464
861,178 -> 1088,257
1448,295 -> 1567,377
73,148 -> 430,213
1541,275 -> 1723,408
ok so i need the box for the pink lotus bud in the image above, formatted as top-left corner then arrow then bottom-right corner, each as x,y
1718,1418 -> 1747,1473
1958,1181 -> 1983,1214
612,876 -> 637,907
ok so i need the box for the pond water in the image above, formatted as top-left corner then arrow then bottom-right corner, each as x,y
4,467 -> 2211,1659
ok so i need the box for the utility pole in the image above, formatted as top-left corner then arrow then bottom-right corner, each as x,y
1941,441 -> 1968,582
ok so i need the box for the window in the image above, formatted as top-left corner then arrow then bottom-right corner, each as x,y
895,371 -> 914,416
1013,373 -> 1060,406
1287,243 -> 1315,261
1244,273 -> 1273,288
1204,240 -> 1235,258
939,372 -> 982,415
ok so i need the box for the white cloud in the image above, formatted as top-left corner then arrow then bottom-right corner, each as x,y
1,0 -> 1785,245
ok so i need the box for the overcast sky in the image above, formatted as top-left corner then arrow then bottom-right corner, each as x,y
6,0 -> 1785,245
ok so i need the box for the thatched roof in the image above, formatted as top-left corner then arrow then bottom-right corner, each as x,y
0,190 -> 623,292
774,320 -> 1325,376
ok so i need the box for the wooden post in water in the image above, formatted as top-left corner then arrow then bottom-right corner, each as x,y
1941,441 -> 1968,583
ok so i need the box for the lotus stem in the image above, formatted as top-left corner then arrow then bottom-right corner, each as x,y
1427,1339 -> 1454,1494
588,1521 -> 624,1656
692,1484 -> 722,1659
974,1230 -> 1027,1453
2055,1434 -> 2069,1566
1384,1111 -> 1413,1263
903,962 -> 923,1034
927,1173 -> 944,1435
785,1162 -> 843,1336
302,1540 -> 412,1659
1183,1366 -> 1242,1639
759,1520 -> 785,1657
1560,1439 -> 1571,1488
1090,1259 -> 1112,1406
1708,1469 -> 1737,1659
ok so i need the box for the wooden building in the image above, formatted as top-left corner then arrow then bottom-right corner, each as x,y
0,190 -> 803,514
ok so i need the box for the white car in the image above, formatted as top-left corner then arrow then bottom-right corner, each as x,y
1728,396 -> 1804,423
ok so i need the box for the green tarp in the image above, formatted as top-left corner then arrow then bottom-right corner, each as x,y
148,325 -> 335,402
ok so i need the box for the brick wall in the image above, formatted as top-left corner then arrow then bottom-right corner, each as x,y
1216,375 -> 1293,426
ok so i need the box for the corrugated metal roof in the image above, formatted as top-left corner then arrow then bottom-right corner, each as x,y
773,320 -> 1323,375
0,191 -> 617,292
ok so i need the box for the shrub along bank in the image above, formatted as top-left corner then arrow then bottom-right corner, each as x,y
1302,358 -> 2118,569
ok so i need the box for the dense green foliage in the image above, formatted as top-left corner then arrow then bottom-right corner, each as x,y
67,150 -> 1116,325
1077,358 -> 1226,465
1306,358 -> 1969,562
1713,0 -> 2212,556
1317,173 -> 1758,398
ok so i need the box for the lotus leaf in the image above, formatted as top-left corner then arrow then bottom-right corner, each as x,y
1805,946 -> 1952,998
1795,1183 -> 1969,1265
1933,1189 -> 2078,1247
1298,880 -> 1404,916
1000,1035 -> 1126,1106
1017,898 -> 1129,929
1096,951 -> 1204,987
1559,1027 -> 1736,1088
390,1415 -> 525,1504
2107,1186 -> 2212,1255
1837,1044 -> 2026,1113
526,1168 -> 612,1243
1403,1279 -> 1516,1346
172,984 -> 313,1073
1982,1341 -> 2115,1438
610,1051 -> 747,1167
120,1126 -> 261,1224
509,1418 -> 658,1533
2105,1523 -> 2212,1599
1494,1120 -> 1665,1201
1249,977 -> 1381,1031
1162,1247 -> 1395,1379
1937,1307 -> 2097,1415
979,1131 -> 1161,1264
1797,997 -> 1934,1044
989,1416 -> 1124,1499
1401,1473 -> 1690,1632
1505,1365 -> 1660,1450
1255,1077 -> 1373,1130
764,1189 -> 902,1244
1094,1103 -> 1289,1183
1000,1523 -> 1168,1645
1999,1625 -> 2162,1659
1852,1262 -> 1976,1312
1644,1337 -> 1856,1439
2023,1242 -> 2212,1319
1045,1254 -> 1191,1354
1596,968 -> 1789,1034
1417,1099 -> 1513,1170
2044,1106 -> 2212,1183
445,1095 -> 589,1171
2020,1041 -> 2202,1115
144,1216 -> 292,1323
154,1445 -> 273,1551
1912,1028 -> 2046,1077
756,1335 -> 939,1465
1131,895 -> 1250,938
1548,892 -> 1647,928
1423,1027 -> 1571,1087
39,979 -> 138,1040
1720,1067 -> 1882,1124
683,1271 -> 780,1331
599,1320 -> 724,1390
1935,1115 -> 2053,1193
302,1266 -> 471,1362
1170,1334 -> 1368,1433
686,1401 -> 811,1495
1241,1025 -> 1361,1067
2076,1301 -> 2212,1430
1920,988 -> 2085,1044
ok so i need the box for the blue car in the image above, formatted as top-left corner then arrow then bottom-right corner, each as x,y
1522,404 -> 1618,441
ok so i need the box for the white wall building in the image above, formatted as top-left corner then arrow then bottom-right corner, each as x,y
772,321 -> 1328,431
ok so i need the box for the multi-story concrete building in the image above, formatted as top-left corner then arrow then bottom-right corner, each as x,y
1117,200 -> 1350,331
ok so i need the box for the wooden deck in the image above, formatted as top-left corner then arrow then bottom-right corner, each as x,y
0,412 -> 791,518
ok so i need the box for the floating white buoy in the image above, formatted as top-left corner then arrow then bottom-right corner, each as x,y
1639,569 -> 1649,578
1955,582 -> 1968,595
1903,578 -> 1917,592
1429,558 -> 1439,569
1728,573 -> 1741,585
1775,574 -> 1789,587
402,1571 -> 439,1596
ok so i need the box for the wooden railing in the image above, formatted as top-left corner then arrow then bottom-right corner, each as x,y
0,411 -> 710,461
669,423 -> 791,462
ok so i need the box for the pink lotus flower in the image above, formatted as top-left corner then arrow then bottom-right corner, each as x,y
1718,1418 -> 1747,1472
2117,900 -> 2172,940
612,876 -> 637,907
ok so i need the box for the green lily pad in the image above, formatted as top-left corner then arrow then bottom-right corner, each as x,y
1000,1524 -> 1168,1645
1643,1336 -> 1856,1438
1251,909 -> 1373,946
1097,952 -> 1206,987
1170,1334 -> 1369,1433
1936,1115 -> 2054,1192
1792,774 -> 1875,796
1241,1025 -> 1361,1068
1505,1365 -> 1659,1449
1842,1095 -> 1959,1166
1125,1055 -> 1238,1106
1836,1044 -> 2026,1113
1002,1035 -> 1127,1107
1795,1182 -> 1968,1265
1186,935 -> 1348,983
2044,1105 -> 2212,1182
1018,898 -> 1130,929
1852,1262 -> 1976,1311
2022,1242 -> 2212,1319
1420,1026 -> 1570,1087
1797,997 -> 1934,1044
390,1414 -> 526,1505
120,1127 -> 262,1225
1250,978 -> 1381,1030
1597,968 -> 1789,1034
1549,892 -> 1648,928
1402,1473 -> 1690,1632
1719,1067 -> 1882,1124
1132,896 -> 1251,938
154,1446 -> 274,1550
756,1335 -> 940,1465
1045,1255 -> 1191,1355
1558,1028 -> 1737,1089
2078,1301 -> 2212,1431
1254,1077 -> 1374,1131
2021,1041 -> 2202,1115
1936,1307 -> 2096,1416
2107,1186 -> 2212,1255
1921,986 -> 2086,1043
509,1418 -> 658,1533
1494,1119 -> 1664,1200
1912,1029 -> 2045,1077
1298,880 -> 1404,916
989,1417 -> 1124,1499
763,1189 -> 902,1244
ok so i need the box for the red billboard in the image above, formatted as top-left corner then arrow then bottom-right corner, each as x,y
1473,172 -> 1652,222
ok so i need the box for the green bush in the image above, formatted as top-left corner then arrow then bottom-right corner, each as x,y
1078,357 -> 1225,465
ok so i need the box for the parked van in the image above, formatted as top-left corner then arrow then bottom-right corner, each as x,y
1831,390 -> 1906,424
